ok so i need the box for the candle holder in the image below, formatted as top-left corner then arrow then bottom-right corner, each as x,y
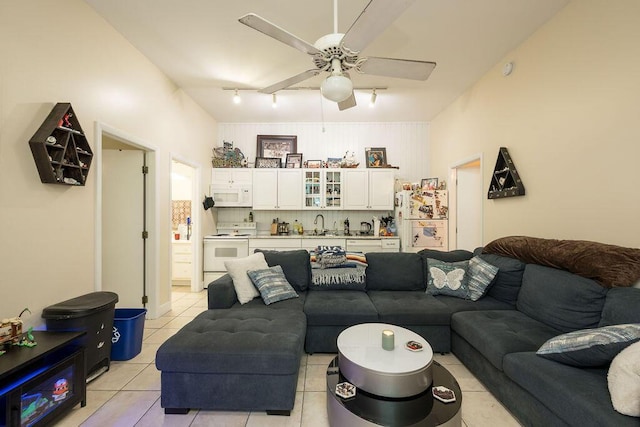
382,329 -> 395,351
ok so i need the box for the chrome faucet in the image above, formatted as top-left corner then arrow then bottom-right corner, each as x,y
314,214 -> 325,234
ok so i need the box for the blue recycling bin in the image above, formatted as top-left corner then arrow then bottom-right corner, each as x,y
111,308 -> 146,361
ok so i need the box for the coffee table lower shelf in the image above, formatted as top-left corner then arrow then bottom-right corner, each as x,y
326,357 -> 461,427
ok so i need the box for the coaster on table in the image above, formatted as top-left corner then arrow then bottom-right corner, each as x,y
405,340 -> 423,351
335,382 -> 356,399
432,386 -> 456,403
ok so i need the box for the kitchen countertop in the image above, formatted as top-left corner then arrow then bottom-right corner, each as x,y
251,234 -> 399,239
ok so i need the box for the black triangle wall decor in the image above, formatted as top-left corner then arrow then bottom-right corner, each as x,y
488,147 -> 525,199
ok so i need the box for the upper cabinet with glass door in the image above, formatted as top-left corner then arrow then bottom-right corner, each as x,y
303,169 -> 343,210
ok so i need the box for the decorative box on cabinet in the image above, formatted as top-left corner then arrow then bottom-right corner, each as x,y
29,103 -> 93,186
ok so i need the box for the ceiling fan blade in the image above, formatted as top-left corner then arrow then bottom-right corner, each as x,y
258,69 -> 321,94
338,92 -> 357,110
358,57 -> 436,80
341,0 -> 416,53
238,13 -> 322,56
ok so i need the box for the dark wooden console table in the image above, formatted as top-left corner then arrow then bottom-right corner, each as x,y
0,331 -> 86,426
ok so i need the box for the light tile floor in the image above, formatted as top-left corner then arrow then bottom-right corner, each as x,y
55,287 -> 522,426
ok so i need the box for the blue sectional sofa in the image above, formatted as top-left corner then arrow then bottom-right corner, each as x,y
155,237 -> 640,426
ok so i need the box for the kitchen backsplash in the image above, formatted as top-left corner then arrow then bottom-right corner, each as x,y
216,208 -> 395,235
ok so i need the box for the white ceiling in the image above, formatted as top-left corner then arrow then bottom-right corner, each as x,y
84,0 -> 569,123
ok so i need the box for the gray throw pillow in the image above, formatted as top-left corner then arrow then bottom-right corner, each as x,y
426,258 -> 469,299
537,324 -> 640,367
247,265 -> 299,305
467,256 -> 499,301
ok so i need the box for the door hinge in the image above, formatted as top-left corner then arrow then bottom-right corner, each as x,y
141,295 -> 148,305
142,166 -> 149,174
142,230 -> 149,239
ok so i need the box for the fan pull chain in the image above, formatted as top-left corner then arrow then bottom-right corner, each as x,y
333,0 -> 338,34
320,93 -> 326,133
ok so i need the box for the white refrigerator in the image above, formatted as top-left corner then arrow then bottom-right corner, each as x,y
395,189 -> 449,252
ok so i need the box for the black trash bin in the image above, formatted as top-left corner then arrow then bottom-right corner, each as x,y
42,291 -> 118,382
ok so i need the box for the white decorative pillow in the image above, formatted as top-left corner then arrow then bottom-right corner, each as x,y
608,340 -> 640,417
224,252 -> 268,304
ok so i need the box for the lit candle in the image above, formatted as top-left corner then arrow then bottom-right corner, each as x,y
382,329 -> 395,351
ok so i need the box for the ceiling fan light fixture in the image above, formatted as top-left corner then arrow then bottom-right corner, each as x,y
233,89 -> 241,104
321,74 -> 353,103
369,89 -> 377,108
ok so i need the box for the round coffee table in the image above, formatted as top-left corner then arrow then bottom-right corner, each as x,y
337,323 -> 434,398
327,323 -> 462,427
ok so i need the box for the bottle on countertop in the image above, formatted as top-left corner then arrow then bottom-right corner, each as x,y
343,218 -> 350,236
293,219 -> 302,235
248,211 -> 253,222
270,218 -> 278,236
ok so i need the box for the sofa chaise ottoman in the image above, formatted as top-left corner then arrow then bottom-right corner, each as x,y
155,307 -> 306,415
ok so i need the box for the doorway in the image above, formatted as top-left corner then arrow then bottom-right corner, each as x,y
94,123 -> 159,318
449,155 -> 483,251
170,158 -> 201,292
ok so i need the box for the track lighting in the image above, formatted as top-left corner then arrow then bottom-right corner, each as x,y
272,93 -> 277,108
369,89 -> 377,108
233,89 -> 241,104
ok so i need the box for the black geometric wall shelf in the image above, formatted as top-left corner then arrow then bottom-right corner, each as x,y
488,147 -> 525,199
29,103 -> 93,186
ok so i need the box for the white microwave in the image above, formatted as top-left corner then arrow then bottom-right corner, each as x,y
210,185 -> 252,207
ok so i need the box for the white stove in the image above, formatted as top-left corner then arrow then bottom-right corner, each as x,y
205,222 -> 257,239
203,222 -> 256,286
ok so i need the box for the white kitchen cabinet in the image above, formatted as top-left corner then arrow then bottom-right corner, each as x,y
249,238 -> 302,252
211,168 -> 252,187
302,169 -> 343,210
343,169 -> 395,210
172,241 -> 192,281
252,169 -> 302,210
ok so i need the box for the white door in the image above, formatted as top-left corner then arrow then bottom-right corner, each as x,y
456,160 -> 483,251
102,149 -> 144,308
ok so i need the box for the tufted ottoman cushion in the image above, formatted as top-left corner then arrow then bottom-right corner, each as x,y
156,308 -> 306,375
155,308 -> 306,414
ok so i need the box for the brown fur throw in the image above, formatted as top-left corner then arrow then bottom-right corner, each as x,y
483,236 -> 640,288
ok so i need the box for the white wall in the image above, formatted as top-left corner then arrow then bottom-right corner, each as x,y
0,0 -> 216,327
429,0 -> 640,248
217,122 -> 431,184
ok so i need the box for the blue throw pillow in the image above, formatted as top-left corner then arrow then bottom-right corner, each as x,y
426,258 -> 469,299
247,265 -> 299,305
537,324 -> 640,367
467,256 -> 499,301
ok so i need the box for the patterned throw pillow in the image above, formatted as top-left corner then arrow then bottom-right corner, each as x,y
537,324 -> 640,367
426,258 -> 469,299
247,265 -> 299,305
467,256 -> 499,301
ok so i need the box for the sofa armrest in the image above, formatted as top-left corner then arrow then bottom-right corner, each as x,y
207,274 -> 238,309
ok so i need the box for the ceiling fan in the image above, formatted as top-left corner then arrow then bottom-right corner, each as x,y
238,0 -> 436,110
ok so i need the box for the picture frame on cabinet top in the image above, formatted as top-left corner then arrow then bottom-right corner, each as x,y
255,157 -> 281,168
306,160 -> 322,168
285,153 -> 302,168
257,135 -> 297,168
365,147 -> 387,168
